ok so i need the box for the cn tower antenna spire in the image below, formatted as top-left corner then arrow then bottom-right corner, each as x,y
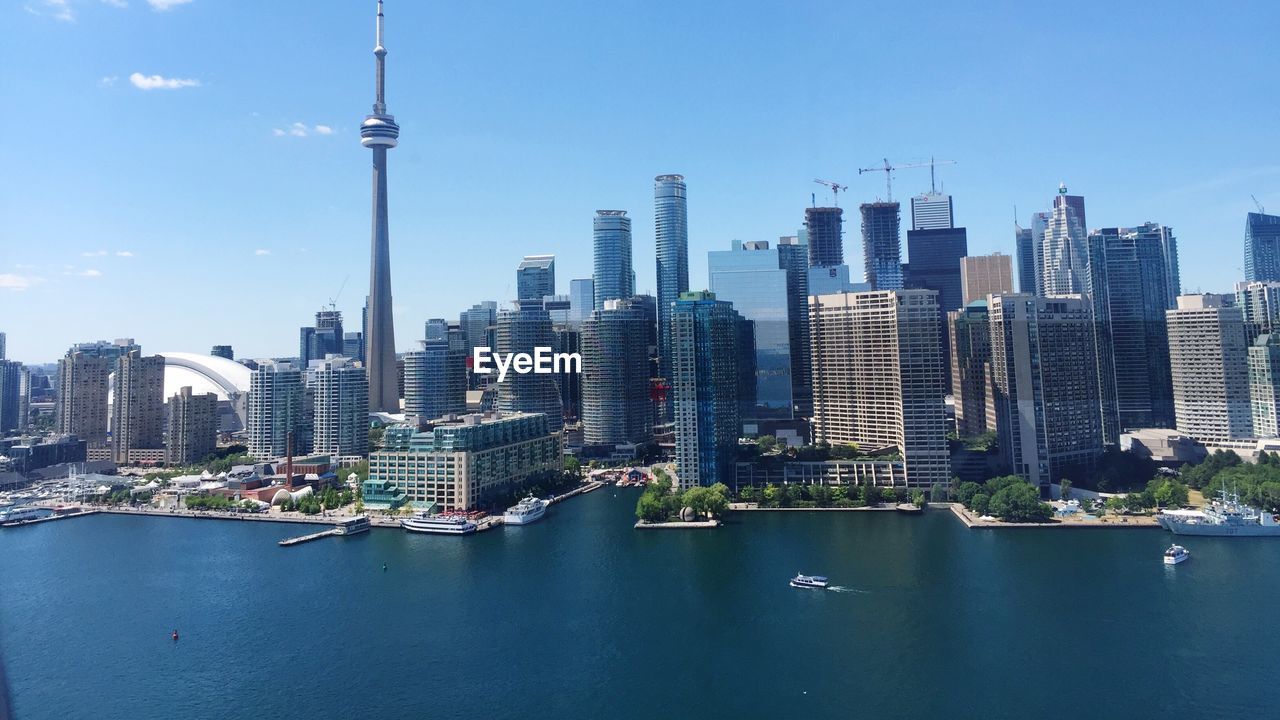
373,0 -> 387,115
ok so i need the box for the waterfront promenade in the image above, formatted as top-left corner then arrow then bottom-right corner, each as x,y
947,502 -> 1161,529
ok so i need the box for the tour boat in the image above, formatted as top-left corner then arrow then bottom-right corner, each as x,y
402,512 -> 477,535
334,515 -> 371,535
503,496 -> 548,526
1163,544 -> 1190,565
0,505 -> 49,525
790,573 -> 830,589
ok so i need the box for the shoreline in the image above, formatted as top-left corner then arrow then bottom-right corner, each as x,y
729,503 -> 904,512
635,519 -> 720,529
947,502 -> 1161,529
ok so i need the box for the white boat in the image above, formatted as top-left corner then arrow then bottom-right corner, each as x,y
503,496 -> 548,526
1163,544 -> 1190,565
402,512 -> 477,535
1158,489 -> 1280,537
334,515 -> 371,535
790,573 -> 829,589
0,506 -> 49,525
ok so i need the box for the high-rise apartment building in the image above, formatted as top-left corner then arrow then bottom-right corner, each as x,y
988,294 -> 1104,489
568,279 -> 594,326
1167,295 -> 1253,444
809,290 -> 949,488
1244,212 -> 1280,282
593,210 -> 634,310
655,174 -> 689,402
210,345 -> 234,361
1248,334 -> 1280,438
404,334 -> 466,421
516,255 -> 556,305
166,386 -> 218,466
495,306 -> 563,432
1235,280 -> 1280,341
0,359 -> 22,433
671,292 -> 742,489
16,366 -> 30,433
55,339 -> 139,447
553,325 -> 582,423
308,356 -> 369,458
246,361 -> 309,460
949,302 -> 995,437
110,350 -> 166,464
581,299 -> 653,450
1041,185 -> 1088,296
960,254 -> 1014,306
804,207 -> 844,268
300,308 -> 344,366
909,192 -> 954,231
860,202 -> 903,290
460,301 -> 497,356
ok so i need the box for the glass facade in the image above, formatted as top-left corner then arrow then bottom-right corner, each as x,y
495,306 -> 564,431
592,210 -> 634,310
568,279 -> 594,326
860,202 -> 902,290
671,292 -> 742,488
516,255 -> 555,304
1245,211 -> 1280,282
581,299 -> 653,448
655,175 -> 689,397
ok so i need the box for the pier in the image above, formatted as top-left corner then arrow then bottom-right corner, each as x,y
1,509 -> 99,528
278,528 -> 341,546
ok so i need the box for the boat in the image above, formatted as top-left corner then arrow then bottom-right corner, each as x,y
1158,489 -> 1280,537
334,515 -> 371,536
402,512 -> 477,535
790,573 -> 829,589
0,505 -> 50,526
502,496 -> 548,526
1163,544 -> 1190,565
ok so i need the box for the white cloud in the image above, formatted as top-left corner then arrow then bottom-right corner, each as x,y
314,125 -> 334,135
39,0 -> 75,21
129,72 -> 200,91
254,249 -> 271,256
147,0 -> 192,10
0,274 -> 44,291
99,75 -> 119,87
289,122 -> 308,137
272,128 -> 286,137
273,122 -> 335,138
68,269 -> 102,278
81,249 -> 108,257
116,250 -> 134,257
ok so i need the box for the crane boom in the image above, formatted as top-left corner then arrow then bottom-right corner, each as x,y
813,179 -> 848,207
857,158 -> 956,202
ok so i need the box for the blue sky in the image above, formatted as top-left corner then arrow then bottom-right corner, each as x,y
3,0 -> 1278,363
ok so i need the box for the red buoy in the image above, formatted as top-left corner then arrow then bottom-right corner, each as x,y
172,630 -> 179,641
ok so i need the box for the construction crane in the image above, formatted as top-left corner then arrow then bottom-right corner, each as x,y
857,157 -> 956,202
1253,195 -> 1266,214
813,179 -> 848,207
328,274 -> 350,312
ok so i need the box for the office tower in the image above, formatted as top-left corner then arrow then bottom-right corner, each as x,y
809,290 -> 949,488
516,254 -> 556,305
1041,185 -> 1088,295
0,360 -> 21,433
299,308 -> 344,366
0,332 -> 4,359
309,356 -> 369,458
553,326 -> 582,423
1029,211 -> 1052,295
904,228 -> 967,312
1015,225 -> 1037,294
580,299 -> 653,450
343,332 -> 365,363
655,174 -> 690,398
361,0 -> 400,413
671,292 -> 742,489
1167,295 -> 1253,444
460,301 -> 498,356
804,207 -> 844,268
1249,334 -> 1280,438
1244,212 -> 1280,282
495,306 -> 563,432
960,254 -> 1014,306
540,295 -> 572,325
910,192 -> 954,231
55,340 -> 139,446
988,295 -> 1104,489
860,202 -> 903,290
403,338 -> 466,421
166,386 -> 218,466
1236,281 -> 1280,341
777,236 -> 812,416
709,240 -> 796,420
17,366 -> 30,433
568,279 -> 594,326
949,302 -> 994,437
1085,225 -> 1180,430
110,350 -> 166,464
246,361 -> 309,460
210,345 -> 234,361
593,210 -> 634,310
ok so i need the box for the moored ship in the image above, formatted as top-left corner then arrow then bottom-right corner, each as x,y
402,512 -> 477,535
0,506 -> 50,526
1157,489 -> 1280,537
503,496 -> 548,526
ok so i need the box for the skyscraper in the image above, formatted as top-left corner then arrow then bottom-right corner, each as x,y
860,202 -> 902,290
949,302 -> 995,437
581,299 -> 653,450
361,0 -> 401,413
299,308 -> 344,366
1248,334 -> 1280,438
593,210 -> 634,310
989,294 -> 1104,489
0,359 -> 22,434
166,386 -> 218,466
1236,280 -> 1280,340
671,292 -> 741,489
1167,295 -> 1253,444
495,306 -> 563,432
309,356 -> 370,458
777,236 -> 812,416
403,336 -> 466,421
110,350 -> 166,464
910,192 -> 954,231
568,279 -> 594,326
1015,225 -> 1037,294
56,340 -> 139,447
1245,212 -> 1280,282
809,290 -> 949,489
960,254 -> 1014,306
516,254 -> 556,305
804,207 -> 844,268
1041,185 -> 1088,296
1053,186 -> 1086,233
210,345 -> 234,361
655,174 -> 689,409
460,301 -> 497,356
246,361 -> 310,460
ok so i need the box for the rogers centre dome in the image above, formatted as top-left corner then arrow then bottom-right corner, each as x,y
157,352 -> 251,432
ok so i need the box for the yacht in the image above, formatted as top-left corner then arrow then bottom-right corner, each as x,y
1158,489 -> 1280,537
790,573 -> 830,589
503,496 -> 548,526
334,515 -> 371,536
1163,544 -> 1190,565
0,506 -> 49,525
402,512 -> 477,535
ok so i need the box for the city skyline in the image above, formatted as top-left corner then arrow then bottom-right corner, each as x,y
4,1 -> 1280,362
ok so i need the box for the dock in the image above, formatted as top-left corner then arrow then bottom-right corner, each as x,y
278,528 -> 341,546
1,510 -> 99,528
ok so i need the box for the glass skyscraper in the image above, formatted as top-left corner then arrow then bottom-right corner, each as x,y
804,207 -> 843,267
655,174 -> 689,398
580,299 -> 653,449
568,279 -> 594,326
1245,211 -> 1280,282
860,202 -> 902,290
404,321 -> 466,421
516,254 -> 555,305
671,292 -> 742,489
1041,186 -> 1088,296
495,306 -> 563,432
593,210 -> 634,310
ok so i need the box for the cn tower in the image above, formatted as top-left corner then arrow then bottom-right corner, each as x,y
361,0 -> 400,413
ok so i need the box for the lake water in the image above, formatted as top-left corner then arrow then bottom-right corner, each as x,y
2,490 -> 1277,719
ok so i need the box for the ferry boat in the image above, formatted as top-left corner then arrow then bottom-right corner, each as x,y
402,512 -> 477,535
503,496 -> 548,526
1163,544 -> 1190,565
334,515 -> 371,536
1157,489 -> 1280,537
790,573 -> 829,589
0,506 -> 50,526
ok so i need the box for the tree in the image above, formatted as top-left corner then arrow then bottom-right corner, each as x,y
810,485 -> 833,508
564,456 -> 582,478
988,481 -> 1051,522
956,482 -> 982,507
880,487 -> 898,504
1180,449 -> 1242,489
970,492 -> 991,516
756,435 -> 779,454
911,490 -> 925,507
705,483 -> 730,517
1059,479 -> 1073,501
829,443 -> 862,460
